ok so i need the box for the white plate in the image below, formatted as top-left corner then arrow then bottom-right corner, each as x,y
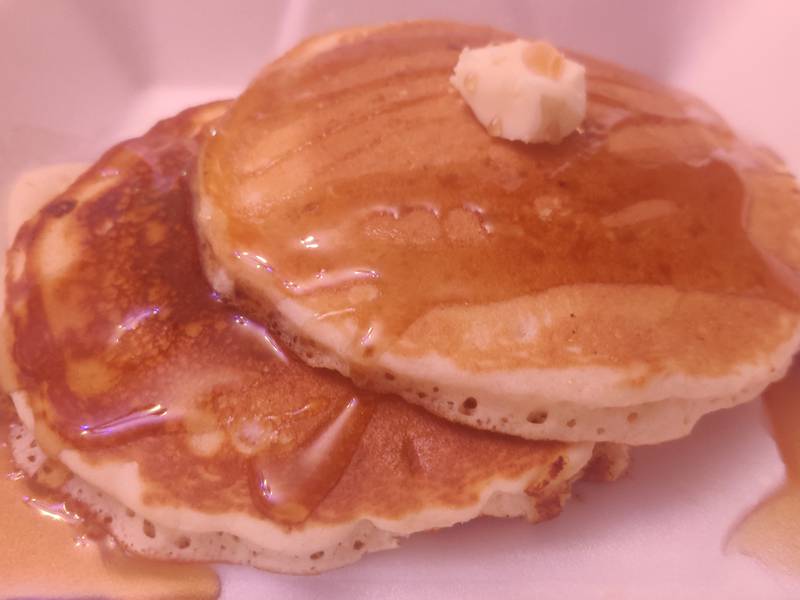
2,1 -> 799,598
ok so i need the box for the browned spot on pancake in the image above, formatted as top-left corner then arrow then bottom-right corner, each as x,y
525,478 -> 549,495
459,397 -> 478,415
527,411 -> 548,424
175,536 -> 191,549
533,493 -> 564,522
44,198 -> 77,218
401,435 -> 423,474
142,520 -> 156,539
548,455 -> 566,480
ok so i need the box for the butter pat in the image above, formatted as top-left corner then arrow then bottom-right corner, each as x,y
450,39 -> 586,144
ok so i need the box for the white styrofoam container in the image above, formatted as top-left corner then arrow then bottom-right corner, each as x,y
2,1 -> 799,598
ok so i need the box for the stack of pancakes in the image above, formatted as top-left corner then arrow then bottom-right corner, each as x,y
3,21 -> 800,574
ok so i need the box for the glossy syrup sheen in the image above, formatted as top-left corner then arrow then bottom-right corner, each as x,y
729,359 -> 800,573
0,401 -> 220,599
5,104 -> 375,526
250,396 -> 374,523
205,22 -> 800,358
5,104 -> 568,536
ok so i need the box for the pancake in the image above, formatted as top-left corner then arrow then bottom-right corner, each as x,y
1,103 -> 626,574
195,21 -> 800,445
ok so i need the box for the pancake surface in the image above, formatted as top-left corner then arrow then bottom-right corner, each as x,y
1,104 -> 619,574
196,21 -> 800,444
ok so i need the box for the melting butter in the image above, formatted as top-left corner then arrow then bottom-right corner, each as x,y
450,39 -> 586,143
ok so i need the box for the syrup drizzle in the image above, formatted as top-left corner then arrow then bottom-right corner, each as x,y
205,24 -> 800,363
250,396 -> 375,524
5,104 -> 375,530
111,306 -> 161,344
4,26 -> 800,589
77,404 -> 169,443
728,359 -> 800,573
232,314 -> 289,363
0,403 -> 220,599
23,496 -> 82,525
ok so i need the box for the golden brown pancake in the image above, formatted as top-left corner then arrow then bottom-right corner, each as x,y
2,103 -> 624,574
195,21 -> 800,444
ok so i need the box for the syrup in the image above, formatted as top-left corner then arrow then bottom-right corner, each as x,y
0,402 -> 220,599
728,360 -> 800,573
201,23 -> 800,361
4,103 -> 375,530
250,396 -> 374,524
